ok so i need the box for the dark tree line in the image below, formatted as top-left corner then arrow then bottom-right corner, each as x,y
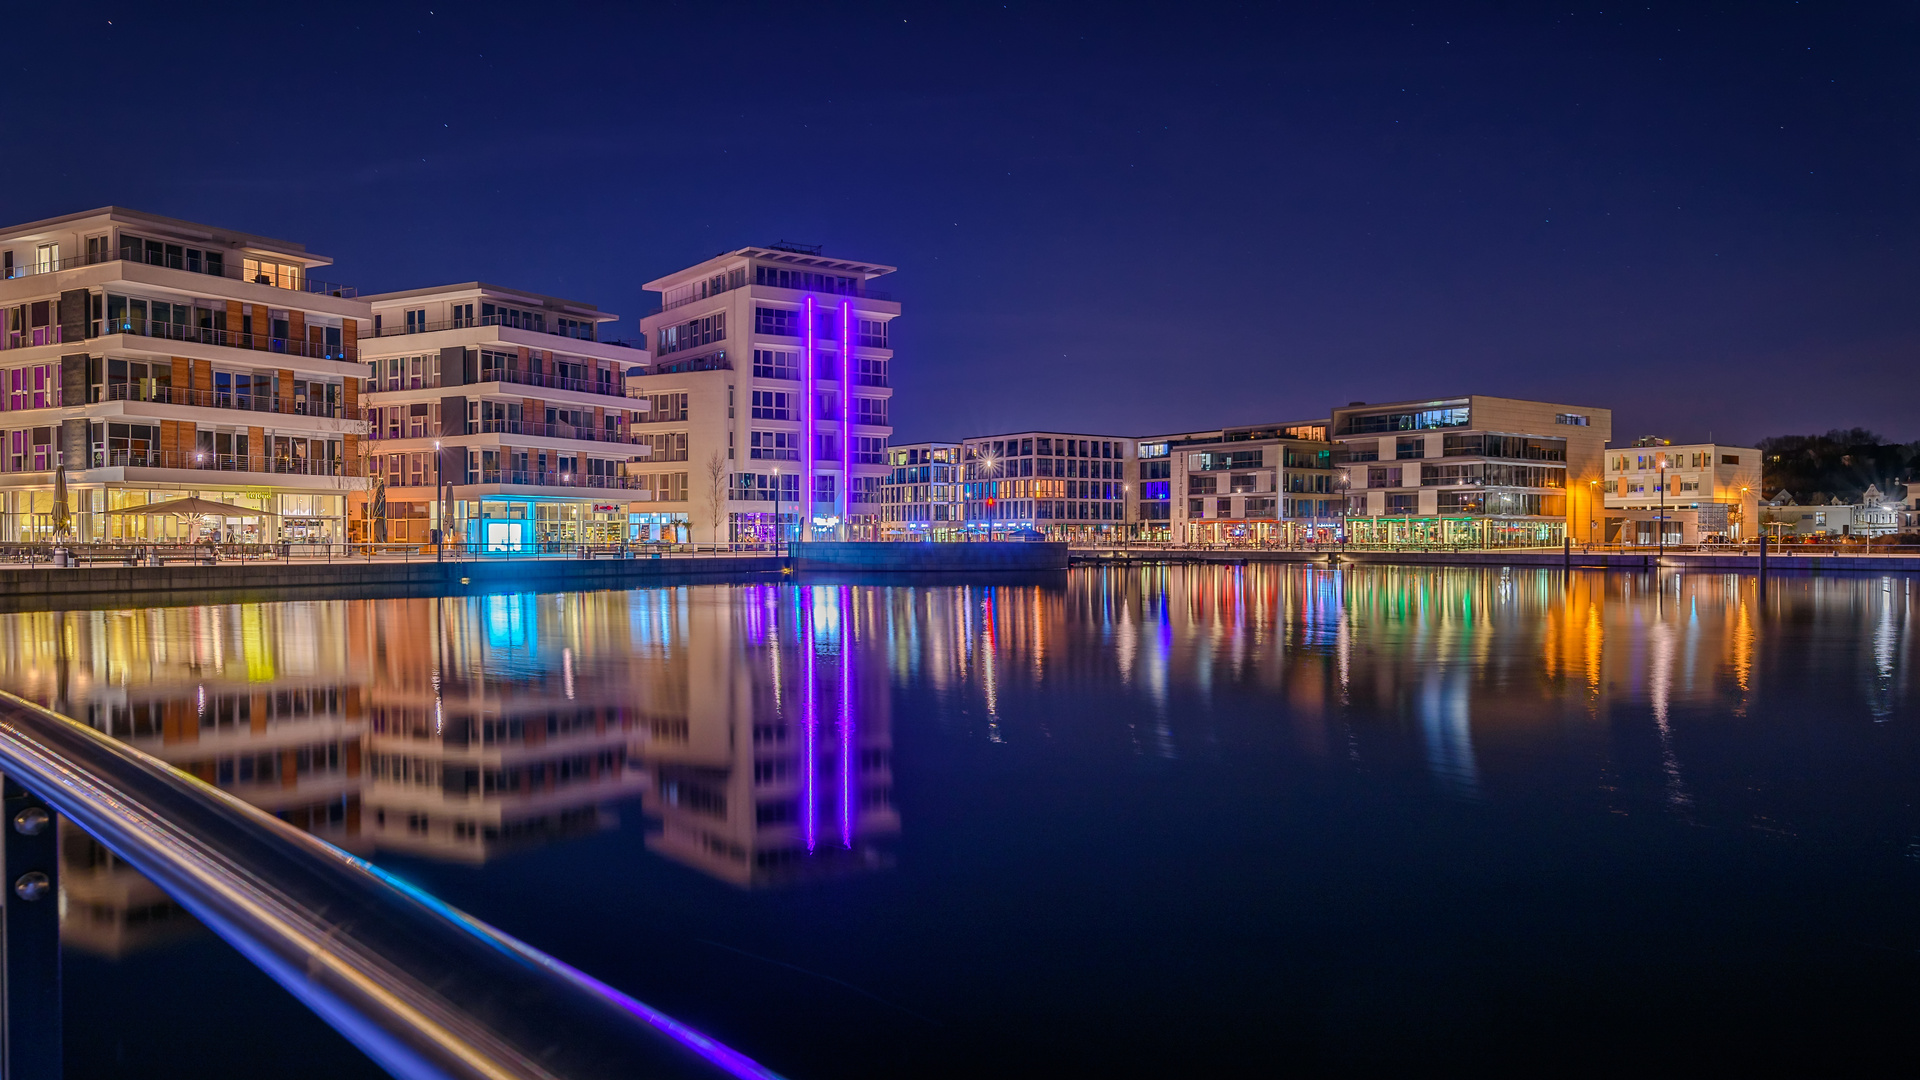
1758,429 -> 1920,501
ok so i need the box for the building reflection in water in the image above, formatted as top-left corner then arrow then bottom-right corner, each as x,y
0,566 -> 1914,954
0,584 -> 899,953
641,584 -> 899,886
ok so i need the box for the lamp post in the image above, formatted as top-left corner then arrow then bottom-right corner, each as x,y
1588,479 -> 1598,550
434,440 -> 443,562
979,453 -> 1000,541
1657,454 -> 1667,564
1333,471 -> 1351,553
773,465 -> 783,548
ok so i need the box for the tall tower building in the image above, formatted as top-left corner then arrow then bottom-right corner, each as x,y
634,245 -> 897,542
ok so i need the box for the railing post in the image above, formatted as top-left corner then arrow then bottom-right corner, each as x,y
0,777 -> 59,1080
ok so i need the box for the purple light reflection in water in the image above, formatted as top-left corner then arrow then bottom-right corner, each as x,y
839,584 -> 854,849
801,585 -> 819,854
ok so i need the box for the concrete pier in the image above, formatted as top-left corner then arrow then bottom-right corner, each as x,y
790,541 -> 1069,573
1068,547 -> 1920,573
0,554 -> 786,611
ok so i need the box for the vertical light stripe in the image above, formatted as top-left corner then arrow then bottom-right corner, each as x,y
802,295 -> 816,535
841,299 -> 855,530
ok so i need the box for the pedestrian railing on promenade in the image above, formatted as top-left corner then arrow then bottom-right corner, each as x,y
0,690 -> 782,1080
0,541 -> 784,567
1065,540 -> 1920,557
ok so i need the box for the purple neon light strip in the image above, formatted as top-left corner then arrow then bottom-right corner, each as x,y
356,861 -> 786,1080
801,587 -> 818,854
839,584 -> 853,848
840,300 -> 854,527
802,296 -> 816,531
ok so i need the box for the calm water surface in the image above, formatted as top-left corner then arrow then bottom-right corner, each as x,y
4,565 -> 1918,1077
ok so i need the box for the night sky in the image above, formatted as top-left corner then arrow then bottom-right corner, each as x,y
7,3 -> 1916,446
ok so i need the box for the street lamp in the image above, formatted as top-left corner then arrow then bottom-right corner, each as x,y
1657,453 -> 1668,563
979,454 -> 1000,540
1588,479 -> 1598,549
434,440 -> 443,562
773,465 -> 783,548
1333,471 -> 1351,551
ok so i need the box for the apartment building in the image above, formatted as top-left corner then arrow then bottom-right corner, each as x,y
960,431 -> 1136,540
0,207 -> 369,542
1330,396 -> 1611,545
359,283 -> 648,548
1145,419 -> 1339,545
879,441 -> 963,539
1601,438 -> 1760,544
633,244 -> 898,543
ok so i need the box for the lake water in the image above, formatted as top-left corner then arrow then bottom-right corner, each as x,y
3,564 -> 1917,1077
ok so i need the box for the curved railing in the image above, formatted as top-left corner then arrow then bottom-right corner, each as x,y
0,691 -> 783,1080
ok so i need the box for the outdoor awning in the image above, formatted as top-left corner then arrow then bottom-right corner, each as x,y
104,497 -> 270,518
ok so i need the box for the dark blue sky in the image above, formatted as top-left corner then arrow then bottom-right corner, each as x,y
8,2 -> 1916,445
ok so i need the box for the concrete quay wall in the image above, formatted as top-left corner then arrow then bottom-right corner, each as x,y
0,555 -> 786,602
1071,548 -> 1920,574
791,541 -> 1069,573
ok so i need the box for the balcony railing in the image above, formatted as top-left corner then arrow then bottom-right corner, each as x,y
89,449 -> 361,476
2,249 -> 356,297
476,418 -> 631,444
364,366 -> 628,401
103,318 -> 357,362
461,470 -> 641,490
485,365 -> 624,397
364,314 -> 606,343
103,381 -> 357,419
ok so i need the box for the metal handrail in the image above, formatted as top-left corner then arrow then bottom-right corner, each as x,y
0,690 -> 781,1080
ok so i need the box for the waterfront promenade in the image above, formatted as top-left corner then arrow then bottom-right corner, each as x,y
1068,543 -> 1920,573
4,540 -> 1916,613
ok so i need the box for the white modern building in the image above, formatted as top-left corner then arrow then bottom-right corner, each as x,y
0,207 -> 370,542
1600,438 -> 1761,544
634,244 -> 898,543
358,282 -> 649,548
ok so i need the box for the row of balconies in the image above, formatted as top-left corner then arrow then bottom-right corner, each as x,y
381,470 -> 641,492
367,365 -> 624,400
366,420 -> 632,446
97,381 -> 356,419
83,449 -> 360,476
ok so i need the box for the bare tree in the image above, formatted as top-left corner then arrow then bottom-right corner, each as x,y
704,450 -> 729,544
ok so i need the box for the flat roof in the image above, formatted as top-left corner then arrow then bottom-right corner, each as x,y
359,282 -> 613,321
1141,419 -> 1330,443
0,206 -> 324,265
1328,393 -> 1608,414
644,246 -> 897,291
963,430 -> 1138,442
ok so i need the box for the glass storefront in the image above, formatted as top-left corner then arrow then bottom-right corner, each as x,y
731,511 -> 795,545
1345,516 -> 1565,547
630,512 -> 689,544
1,487 -> 346,543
